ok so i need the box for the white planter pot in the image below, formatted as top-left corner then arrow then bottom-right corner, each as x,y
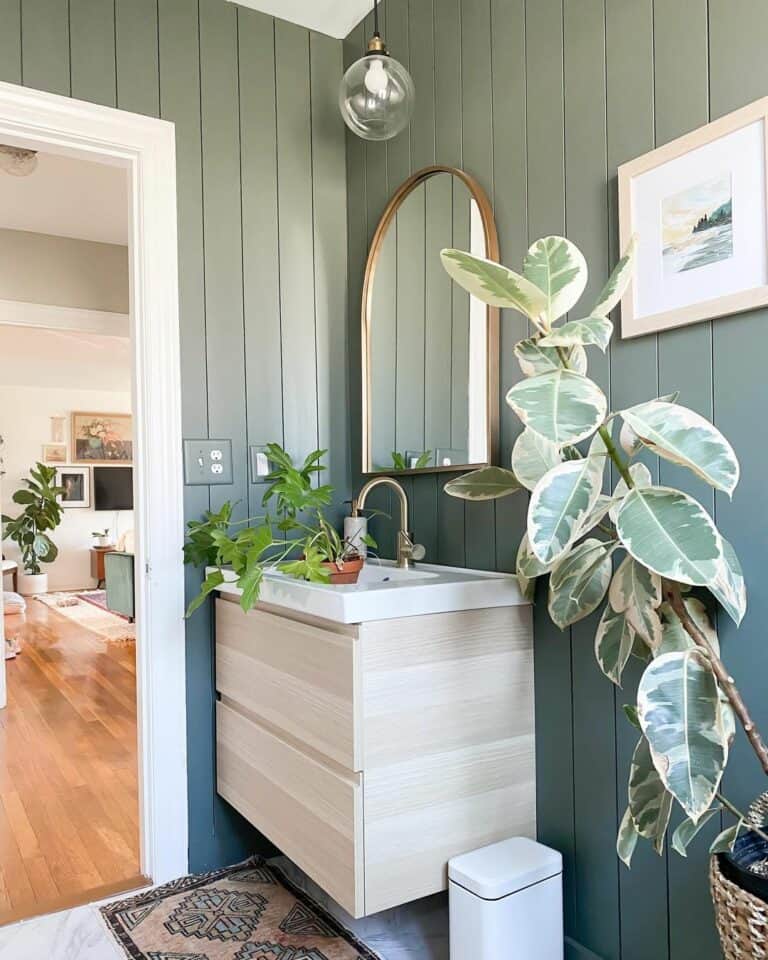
17,572 -> 48,596
93,536 -> 111,548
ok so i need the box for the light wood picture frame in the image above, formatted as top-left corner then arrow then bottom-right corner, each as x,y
71,411 -> 133,464
619,96 -> 768,338
42,443 -> 67,464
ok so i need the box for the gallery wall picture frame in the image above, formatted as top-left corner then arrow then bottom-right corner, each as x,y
42,443 -> 67,464
71,411 -> 133,464
619,96 -> 768,338
55,466 -> 90,508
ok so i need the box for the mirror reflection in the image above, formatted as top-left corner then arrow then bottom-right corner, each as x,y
364,169 -> 496,473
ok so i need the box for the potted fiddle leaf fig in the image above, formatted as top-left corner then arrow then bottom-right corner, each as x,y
2,462 -> 64,595
440,235 -> 768,954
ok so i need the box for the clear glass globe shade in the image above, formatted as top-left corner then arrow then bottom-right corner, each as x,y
339,53 -> 415,142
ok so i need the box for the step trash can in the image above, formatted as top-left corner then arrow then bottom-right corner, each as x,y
449,837 -> 563,960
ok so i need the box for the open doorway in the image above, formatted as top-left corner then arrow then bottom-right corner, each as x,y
0,147 -> 142,919
0,81 -> 188,922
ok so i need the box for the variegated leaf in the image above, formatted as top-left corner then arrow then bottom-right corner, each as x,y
517,571 -> 536,602
593,234 -> 638,316
617,806 -> 639,868
441,248 -> 548,320
620,400 -> 740,497
609,555 -> 662,649
522,235 -> 588,325
620,392 -> 680,457
685,597 -> 720,655
672,807 -> 720,857
574,494 -> 614,539
511,429 -> 561,492
710,822 -> 742,854
539,316 -> 613,352
594,603 -> 636,685
517,532 -> 554,579
528,433 -> 607,564
444,466 -> 522,501
506,370 -> 607,446
629,736 -> 674,850
708,536 -> 747,626
638,650 -> 727,822
514,338 -> 587,377
548,538 -> 616,629
658,599 -> 720,657
609,462 -> 653,523
616,486 -> 723,585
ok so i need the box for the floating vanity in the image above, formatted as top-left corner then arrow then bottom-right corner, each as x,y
214,561 -> 535,918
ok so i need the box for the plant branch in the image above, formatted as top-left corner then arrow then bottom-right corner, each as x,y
665,581 -> 768,777
717,792 -> 768,843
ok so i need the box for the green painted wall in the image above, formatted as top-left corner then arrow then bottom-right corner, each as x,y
345,2 -> 768,958
0,0 -> 349,871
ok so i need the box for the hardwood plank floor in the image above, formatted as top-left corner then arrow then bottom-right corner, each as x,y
0,598 -> 141,924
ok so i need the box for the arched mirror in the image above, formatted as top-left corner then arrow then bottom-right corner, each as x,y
362,165 -> 499,475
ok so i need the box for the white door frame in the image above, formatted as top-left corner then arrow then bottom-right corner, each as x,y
0,81 -> 188,885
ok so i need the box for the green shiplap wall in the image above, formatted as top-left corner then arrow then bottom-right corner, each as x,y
346,2 -> 768,958
0,0 -> 348,871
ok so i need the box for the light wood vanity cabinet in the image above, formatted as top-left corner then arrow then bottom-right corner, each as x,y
215,595 -> 535,918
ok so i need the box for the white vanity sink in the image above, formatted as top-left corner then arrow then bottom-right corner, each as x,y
212,558 -> 526,624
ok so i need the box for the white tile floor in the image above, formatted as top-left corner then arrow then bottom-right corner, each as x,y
0,904 -> 123,960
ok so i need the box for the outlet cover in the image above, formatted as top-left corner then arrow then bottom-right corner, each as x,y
183,439 -> 234,485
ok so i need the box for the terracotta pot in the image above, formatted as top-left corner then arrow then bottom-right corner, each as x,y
321,557 -> 364,585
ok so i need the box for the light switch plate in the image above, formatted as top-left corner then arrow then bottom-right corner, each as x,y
183,439 -> 234,485
249,444 -> 273,483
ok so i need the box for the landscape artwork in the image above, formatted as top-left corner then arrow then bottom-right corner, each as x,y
72,412 -> 133,463
662,173 -> 733,276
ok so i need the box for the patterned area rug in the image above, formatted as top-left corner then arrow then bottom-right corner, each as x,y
100,858 -> 381,960
36,591 -> 135,642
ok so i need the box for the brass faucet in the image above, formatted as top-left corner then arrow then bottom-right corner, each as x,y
352,476 -> 426,569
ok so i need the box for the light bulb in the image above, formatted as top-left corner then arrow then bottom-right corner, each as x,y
339,51 -> 415,142
364,59 -> 389,96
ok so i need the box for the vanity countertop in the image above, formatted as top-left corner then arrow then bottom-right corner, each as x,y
211,559 -> 528,624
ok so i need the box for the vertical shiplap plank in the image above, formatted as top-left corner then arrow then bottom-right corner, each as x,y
709,0 -> 768,819
0,0 -> 21,83
409,0 -> 435,170
434,0 -> 462,168
199,0 -> 247,518
69,0 -> 116,106
437,473 -> 465,565
370,229 -> 397,466
158,0 -> 213,870
238,10 -> 283,518
424,174 -> 453,452
491,0 -> 528,573
562,2 -> 620,956
385,0 -> 411,188
115,0 -> 160,116
450,182 -> 470,453
394,186 -> 426,455
311,29 -> 350,521
275,21 -> 319,467
20,0 -> 70,94
363,9 -> 389,245
605,3 -> 670,958
653,5 -> 722,955
525,0 -> 577,940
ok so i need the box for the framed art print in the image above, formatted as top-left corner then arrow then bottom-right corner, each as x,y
55,466 -> 90,508
619,96 -> 768,337
72,411 -> 133,463
42,443 -> 67,464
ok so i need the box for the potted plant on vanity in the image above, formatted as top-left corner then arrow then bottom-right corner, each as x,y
91,528 -> 112,548
2,462 -> 64,596
439,235 -> 768,956
184,443 -> 373,616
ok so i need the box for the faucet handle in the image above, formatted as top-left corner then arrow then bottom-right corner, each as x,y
399,531 -> 426,563
410,541 -> 426,562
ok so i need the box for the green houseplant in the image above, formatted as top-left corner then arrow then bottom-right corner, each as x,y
439,235 -> 768,937
2,462 -> 64,596
184,444 -> 371,616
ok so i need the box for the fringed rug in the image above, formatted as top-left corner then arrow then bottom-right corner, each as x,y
36,591 -> 135,642
100,858 -> 381,960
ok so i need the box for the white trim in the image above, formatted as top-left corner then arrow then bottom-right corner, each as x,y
0,81 -> 188,884
0,298 -> 129,337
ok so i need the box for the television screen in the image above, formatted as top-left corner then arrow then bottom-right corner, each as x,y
93,466 -> 134,511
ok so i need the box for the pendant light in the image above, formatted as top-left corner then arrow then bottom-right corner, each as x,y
339,0 -> 415,142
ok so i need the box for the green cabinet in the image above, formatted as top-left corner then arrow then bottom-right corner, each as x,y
104,551 -> 135,620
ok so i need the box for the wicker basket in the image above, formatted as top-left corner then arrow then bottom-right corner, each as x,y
711,855 -> 768,958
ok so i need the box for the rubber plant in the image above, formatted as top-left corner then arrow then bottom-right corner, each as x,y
2,462 -> 64,574
439,235 -> 768,865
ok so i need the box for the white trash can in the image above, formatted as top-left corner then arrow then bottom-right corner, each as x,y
449,837 -> 563,960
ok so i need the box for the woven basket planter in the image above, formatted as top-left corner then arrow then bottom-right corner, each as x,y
711,855 -> 768,958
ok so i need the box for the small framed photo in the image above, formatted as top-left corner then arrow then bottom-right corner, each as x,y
55,466 -> 90,508
619,96 -> 768,338
42,443 -> 67,464
72,411 -> 133,463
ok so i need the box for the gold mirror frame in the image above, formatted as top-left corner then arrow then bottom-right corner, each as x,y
361,165 -> 500,476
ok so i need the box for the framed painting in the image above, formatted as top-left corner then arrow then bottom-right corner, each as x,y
619,96 -> 768,337
55,466 -> 90,508
42,443 -> 67,464
72,411 -> 133,463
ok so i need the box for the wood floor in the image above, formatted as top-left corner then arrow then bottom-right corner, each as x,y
0,599 -> 142,923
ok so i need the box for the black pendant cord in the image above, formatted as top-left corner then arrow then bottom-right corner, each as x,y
373,0 -> 380,37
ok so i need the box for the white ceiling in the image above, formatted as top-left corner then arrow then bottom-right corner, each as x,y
0,151 -> 129,245
226,0 -> 372,39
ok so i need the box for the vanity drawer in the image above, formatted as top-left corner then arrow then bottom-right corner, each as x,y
217,700 -> 364,917
215,598 -> 360,769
